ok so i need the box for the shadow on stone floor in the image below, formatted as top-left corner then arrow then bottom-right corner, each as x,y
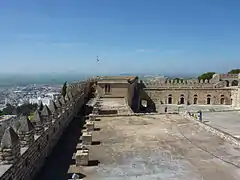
33,114 -> 85,180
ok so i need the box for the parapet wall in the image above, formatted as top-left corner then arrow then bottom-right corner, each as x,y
0,80 -> 92,180
143,73 -> 240,89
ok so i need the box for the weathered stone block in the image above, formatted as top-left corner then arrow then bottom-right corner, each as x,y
86,121 -> 94,132
76,149 -> 89,166
82,132 -> 92,145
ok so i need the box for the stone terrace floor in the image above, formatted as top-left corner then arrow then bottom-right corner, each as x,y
203,111 -> 240,138
69,114 -> 240,180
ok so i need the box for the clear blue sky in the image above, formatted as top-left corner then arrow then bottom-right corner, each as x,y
0,0 -> 240,75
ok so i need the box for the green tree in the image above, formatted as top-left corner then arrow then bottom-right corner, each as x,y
228,69 -> 240,74
198,72 -> 215,80
61,81 -> 67,97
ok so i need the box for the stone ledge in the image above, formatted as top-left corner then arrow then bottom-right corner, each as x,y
181,112 -> 240,148
85,112 -> 178,118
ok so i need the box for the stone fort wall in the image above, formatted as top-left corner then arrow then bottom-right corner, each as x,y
0,80 -> 92,180
140,73 -> 240,106
142,88 -> 232,105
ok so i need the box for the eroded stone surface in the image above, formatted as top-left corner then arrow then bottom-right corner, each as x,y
76,114 -> 240,180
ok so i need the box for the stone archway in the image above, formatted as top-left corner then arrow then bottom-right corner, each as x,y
168,94 -> 172,104
207,94 -> 211,104
220,95 -> 225,105
180,97 -> 185,104
225,80 -> 230,87
231,80 -> 238,86
220,98 -> 225,104
179,94 -> 185,104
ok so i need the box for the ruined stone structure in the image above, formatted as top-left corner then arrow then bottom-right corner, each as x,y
140,73 -> 240,110
0,72 -> 240,180
0,80 -> 92,180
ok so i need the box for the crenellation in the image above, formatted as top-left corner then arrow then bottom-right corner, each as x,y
17,116 -> 34,147
0,127 -> 21,165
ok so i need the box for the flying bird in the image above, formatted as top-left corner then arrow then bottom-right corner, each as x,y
96,56 -> 100,63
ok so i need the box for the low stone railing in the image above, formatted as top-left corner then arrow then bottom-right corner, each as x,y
180,111 -> 240,148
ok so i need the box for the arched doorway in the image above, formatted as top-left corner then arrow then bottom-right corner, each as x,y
194,98 -> 198,104
207,94 -> 211,104
193,94 -> 198,104
220,98 -> 225,104
225,80 -> 230,87
220,95 -> 225,105
207,98 -> 211,104
180,94 -> 185,104
180,97 -> 184,104
232,80 -> 238,86
168,94 -> 172,104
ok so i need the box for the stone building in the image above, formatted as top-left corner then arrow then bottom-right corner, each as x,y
139,73 -> 240,110
96,76 -> 139,112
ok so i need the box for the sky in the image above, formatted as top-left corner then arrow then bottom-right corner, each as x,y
0,0 -> 240,76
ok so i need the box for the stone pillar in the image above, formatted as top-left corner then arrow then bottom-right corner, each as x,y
89,114 -> 96,121
76,149 -> 89,166
85,121 -> 94,132
33,110 -> 44,135
82,132 -> 92,145
92,106 -> 99,115
0,127 -> 21,165
18,115 -> 35,147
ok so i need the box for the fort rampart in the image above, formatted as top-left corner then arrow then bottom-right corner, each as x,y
0,80 -> 92,180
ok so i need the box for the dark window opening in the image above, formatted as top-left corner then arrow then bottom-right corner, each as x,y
207,98 -> 211,104
168,97 -> 172,104
220,98 -> 225,105
193,98 -> 198,104
180,97 -> 184,104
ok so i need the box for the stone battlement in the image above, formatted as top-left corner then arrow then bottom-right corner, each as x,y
143,73 -> 240,89
0,80 -> 92,180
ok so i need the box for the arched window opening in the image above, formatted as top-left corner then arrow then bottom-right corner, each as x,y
220,98 -> 225,105
193,98 -> 198,104
207,98 -> 211,104
225,80 -> 230,87
180,97 -> 185,104
168,97 -> 172,104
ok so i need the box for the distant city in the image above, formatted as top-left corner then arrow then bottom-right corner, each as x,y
0,72 -> 196,111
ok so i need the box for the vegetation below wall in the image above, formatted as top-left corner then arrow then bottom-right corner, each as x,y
0,103 -> 38,116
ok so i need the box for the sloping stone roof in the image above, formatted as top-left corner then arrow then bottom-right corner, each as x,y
33,110 -> 43,123
49,100 -> 57,113
55,98 -> 62,108
1,126 -> 19,149
60,95 -> 66,105
18,115 -> 34,133
41,105 -> 51,116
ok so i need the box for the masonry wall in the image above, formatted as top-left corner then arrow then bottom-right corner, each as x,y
141,88 -> 232,105
97,83 -> 128,98
0,84 -> 89,180
231,87 -> 240,108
